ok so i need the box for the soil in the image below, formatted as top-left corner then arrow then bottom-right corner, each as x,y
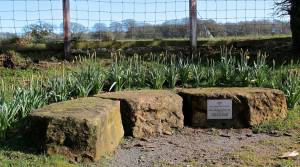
105,128 -> 300,167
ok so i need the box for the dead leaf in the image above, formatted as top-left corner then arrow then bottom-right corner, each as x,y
163,130 -> 173,135
283,132 -> 293,137
279,151 -> 299,159
246,133 -> 253,137
134,143 -> 143,147
145,144 -> 156,148
219,133 -> 231,138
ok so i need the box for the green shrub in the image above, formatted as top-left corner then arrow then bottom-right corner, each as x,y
218,47 -> 237,86
0,102 -> 20,138
235,50 -> 251,86
47,76 -> 71,103
133,59 -> 147,88
108,62 -> 127,91
148,63 -> 166,89
178,59 -> 191,87
69,62 -> 106,97
249,52 -> 270,87
191,64 -> 206,87
0,88 -> 4,105
0,81 -> 47,138
276,72 -> 300,109
165,60 -> 178,88
206,60 -> 219,87
12,83 -> 48,119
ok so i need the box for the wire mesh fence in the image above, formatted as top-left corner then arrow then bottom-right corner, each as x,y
0,0 -> 291,42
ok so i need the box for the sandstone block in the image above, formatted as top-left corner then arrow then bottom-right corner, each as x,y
27,97 -> 124,162
96,90 -> 184,138
177,88 -> 288,128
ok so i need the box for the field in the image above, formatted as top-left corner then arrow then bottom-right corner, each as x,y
0,37 -> 300,166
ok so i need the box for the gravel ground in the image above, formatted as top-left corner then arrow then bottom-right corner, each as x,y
105,128 -> 300,167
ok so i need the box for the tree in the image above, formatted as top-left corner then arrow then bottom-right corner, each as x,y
70,22 -> 87,34
122,19 -> 136,38
276,0 -> 300,52
23,21 -> 54,43
91,23 -> 112,41
60,22 -> 88,39
110,22 -> 122,33
109,22 -> 123,39
92,23 -> 108,32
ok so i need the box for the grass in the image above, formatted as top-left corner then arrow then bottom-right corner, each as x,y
72,35 -> 292,49
0,34 -> 291,51
155,133 -> 300,166
0,66 -> 67,100
0,150 -> 77,167
0,55 -> 109,139
199,34 -> 291,43
253,106 -> 300,134
0,150 -> 113,167
0,137 -> 110,167
229,134 -> 300,167
229,147 -> 299,167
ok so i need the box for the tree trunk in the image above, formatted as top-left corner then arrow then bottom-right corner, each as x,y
290,1 -> 300,52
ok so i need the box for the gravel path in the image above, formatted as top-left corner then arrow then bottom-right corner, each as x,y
105,128 -> 300,167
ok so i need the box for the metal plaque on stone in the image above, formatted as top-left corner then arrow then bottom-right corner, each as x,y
207,99 -> 232,120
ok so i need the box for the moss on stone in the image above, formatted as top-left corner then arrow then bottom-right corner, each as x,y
27,97 -> 124,162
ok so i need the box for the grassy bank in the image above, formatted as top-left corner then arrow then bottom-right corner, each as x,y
0,47 -> 299,166
0,35 -> 293,64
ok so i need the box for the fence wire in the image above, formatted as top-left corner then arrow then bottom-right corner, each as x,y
0,0 -> 290,41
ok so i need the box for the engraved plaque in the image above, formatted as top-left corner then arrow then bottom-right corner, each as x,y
207,99 -> 232,119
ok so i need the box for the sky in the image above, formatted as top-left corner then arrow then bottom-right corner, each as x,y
0,0 -> 290,33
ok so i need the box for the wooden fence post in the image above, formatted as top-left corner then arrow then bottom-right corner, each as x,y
189,0 -> 197,56
63,0 -> 71,59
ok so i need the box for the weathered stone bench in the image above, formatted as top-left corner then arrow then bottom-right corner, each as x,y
27,97 -> 124,162
177,88 -> 288,128
96,90 -> 184,138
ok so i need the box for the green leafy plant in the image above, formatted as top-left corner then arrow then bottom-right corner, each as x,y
191,64 -> 205,87
277,72 -> 300,109
124,60 -> 134,89
218,47 -> 239,86
0,85 -> 5,105
236,50 -> 251,86
249,52 -> 270,87
0,101 -> 20,138
206,60 -> 219,87
108,62 -> 127,91
122,57 -> 142,89
69,62 -> 106,97
178,59 -> 191,87
12,83 -> 48,119
165,60 -> 178,88
148,63 -> 166,89
0,80 -> 47,139
133,61 -> 147,88
47,76 -> 71,103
